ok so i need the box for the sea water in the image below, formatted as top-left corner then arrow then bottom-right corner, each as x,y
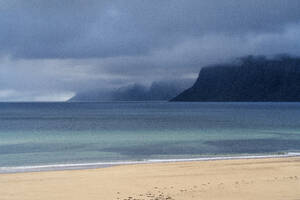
0,102 -> 300,172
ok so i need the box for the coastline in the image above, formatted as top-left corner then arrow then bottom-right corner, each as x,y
1,152 -> 300,174
1,156 -> 300,200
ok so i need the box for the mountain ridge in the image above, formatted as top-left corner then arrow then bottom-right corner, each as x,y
69,80 -> 193,102
171,56 -> 300,102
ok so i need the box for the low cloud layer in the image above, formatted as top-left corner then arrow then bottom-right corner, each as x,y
0,0 -> 300,101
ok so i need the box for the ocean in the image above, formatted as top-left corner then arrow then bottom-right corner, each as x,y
0,102 -> 300,173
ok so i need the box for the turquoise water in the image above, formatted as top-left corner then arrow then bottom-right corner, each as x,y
0,102 -> 300,170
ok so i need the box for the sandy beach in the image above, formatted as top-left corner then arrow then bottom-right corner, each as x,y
1,157 -> 300,200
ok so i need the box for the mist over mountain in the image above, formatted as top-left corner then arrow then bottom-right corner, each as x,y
172,55 -> 300,102
1,1 -> 300,101
69,79 -> 193,101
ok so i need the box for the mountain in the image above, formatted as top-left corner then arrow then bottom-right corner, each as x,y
68,90 -> 113,102
171,56 -> 300,102
69,80 -> 193,102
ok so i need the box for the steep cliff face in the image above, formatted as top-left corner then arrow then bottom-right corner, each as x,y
171,56 -> 300,102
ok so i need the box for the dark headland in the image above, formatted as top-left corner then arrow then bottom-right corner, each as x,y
171,56 -> 300,102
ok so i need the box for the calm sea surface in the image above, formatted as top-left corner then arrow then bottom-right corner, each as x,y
0,102 -> 300,170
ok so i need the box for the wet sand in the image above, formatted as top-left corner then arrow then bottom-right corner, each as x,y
1,157 -> 300,200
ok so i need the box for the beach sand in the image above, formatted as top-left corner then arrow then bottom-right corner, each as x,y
1,157 -> 300,200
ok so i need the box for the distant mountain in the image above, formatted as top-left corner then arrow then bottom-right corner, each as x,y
171,55 -> 300,102
68,90 -> 113,102
69,80 -> 193,102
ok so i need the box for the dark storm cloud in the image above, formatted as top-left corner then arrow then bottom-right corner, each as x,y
0,0 -> 300,101
1,0 -> 300,59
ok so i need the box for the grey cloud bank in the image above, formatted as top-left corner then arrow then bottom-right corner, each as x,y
0,0 -> 300,101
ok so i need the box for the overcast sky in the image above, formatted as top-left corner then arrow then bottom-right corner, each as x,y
0,0 -> 300,101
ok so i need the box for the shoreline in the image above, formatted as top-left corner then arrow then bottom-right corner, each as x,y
1,152 -> 300,174
1,156 -> 300,200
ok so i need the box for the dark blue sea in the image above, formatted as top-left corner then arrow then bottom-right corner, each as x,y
1,102 -> 300,172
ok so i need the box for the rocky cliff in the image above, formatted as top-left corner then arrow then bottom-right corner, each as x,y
171,56 -> 300,102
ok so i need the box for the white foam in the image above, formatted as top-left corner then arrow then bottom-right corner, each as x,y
1,152 -> 300,173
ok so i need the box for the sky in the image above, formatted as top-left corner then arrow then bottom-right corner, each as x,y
0,0 -> 300,101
